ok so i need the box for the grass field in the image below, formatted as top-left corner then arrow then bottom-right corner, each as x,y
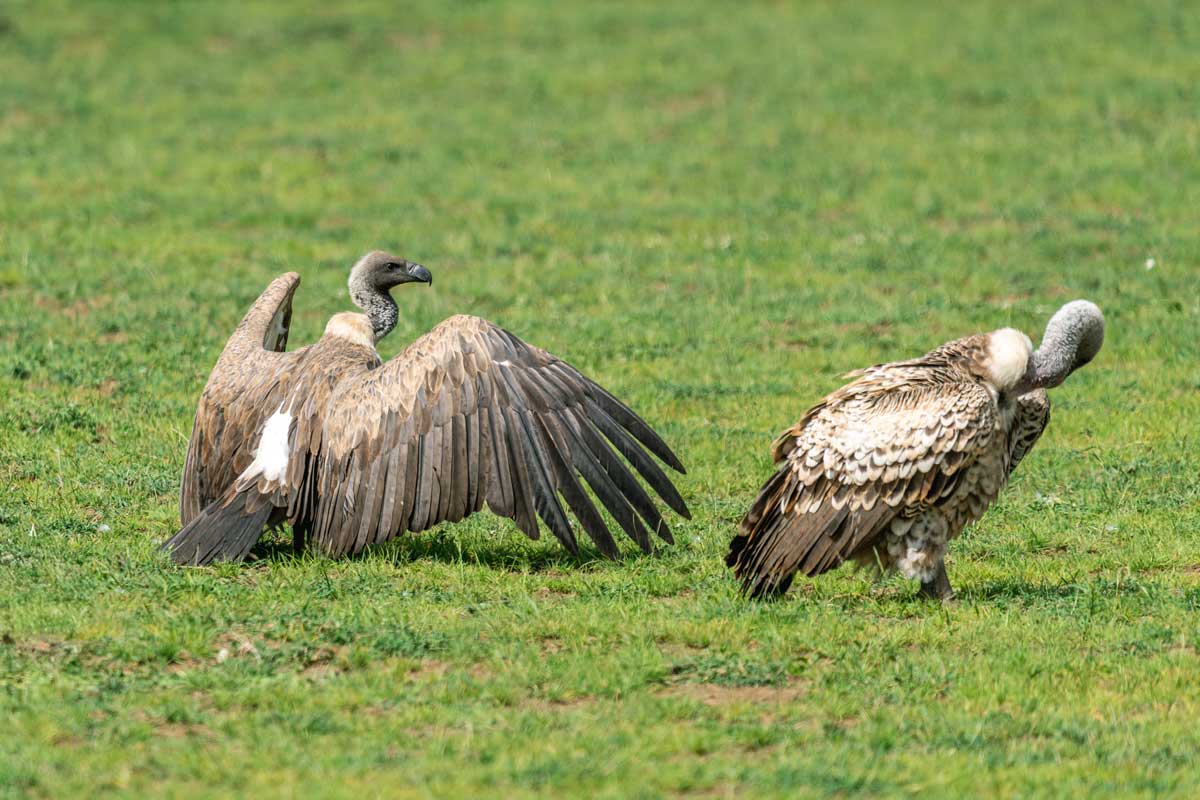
2,0 -> 1199,796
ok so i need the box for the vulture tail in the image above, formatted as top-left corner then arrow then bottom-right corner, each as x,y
726,467 -> 802,599
163,485 -> 274,566
727,466 -> 866,600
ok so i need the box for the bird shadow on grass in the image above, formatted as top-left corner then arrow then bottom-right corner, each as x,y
958,579 -> 1086,603
962,574 -> 1169,605
246,525 -> 614,574
793,576 -> 1090,610
378,532 -> 602,573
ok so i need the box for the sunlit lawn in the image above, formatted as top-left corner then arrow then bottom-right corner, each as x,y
2,1 -> 1199,796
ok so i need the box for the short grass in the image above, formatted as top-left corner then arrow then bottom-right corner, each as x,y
2,1 -> 1199,796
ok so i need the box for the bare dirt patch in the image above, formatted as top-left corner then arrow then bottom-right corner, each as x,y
213,632 -> 263,664
535,585 -> 577,599
205,37 -> 232,54
394,659 -> 492,683
298,645 -> 349,679
3,634 -> 79,660
405,659 -> 451,681
1136,565 -> 1200,581
156,722 -> 215,740
663,87 -> 726,119
165,652 -> 204,675
657,680 -> 809,707
669,783 -> 740,799
655,641 -> 710,658
35,294 -> 111,320
520,694 -> 596,712
2,109 -> 33,130
390,31 -> 443,51
301,662 -> 342,680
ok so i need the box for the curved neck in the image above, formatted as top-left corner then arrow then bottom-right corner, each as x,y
1028,341 -> 1074,389
1028,304 -> 1102,390
349,280 -> 398,340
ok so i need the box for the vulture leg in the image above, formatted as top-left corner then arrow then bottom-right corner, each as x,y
293,520 -> 311,555
919,561 -> 955,602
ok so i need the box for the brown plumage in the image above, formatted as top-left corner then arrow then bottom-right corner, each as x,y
728,301 -> 1104,601
168,252 -> 689,565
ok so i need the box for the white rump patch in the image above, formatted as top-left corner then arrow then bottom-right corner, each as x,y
241,405 -> 293,484
985,328 -> 1032,390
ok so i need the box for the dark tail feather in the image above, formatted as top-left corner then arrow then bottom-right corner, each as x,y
728,515 -> 806,600
727,466 -> 863,600
727,468 -> 794,598
163,486 -> 274,566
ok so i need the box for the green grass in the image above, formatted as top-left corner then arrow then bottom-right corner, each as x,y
2,0 -> 1199,796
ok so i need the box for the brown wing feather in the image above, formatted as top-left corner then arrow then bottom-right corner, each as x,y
1007,390 -> 1050,474
179,272 -> 303,526
310,315 -> 690,558
729,352 -> 999,598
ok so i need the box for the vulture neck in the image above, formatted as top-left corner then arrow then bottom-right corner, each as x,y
1026,300 -> 1105,390
1027,342 -> 1074,390
349,278 -> 399,341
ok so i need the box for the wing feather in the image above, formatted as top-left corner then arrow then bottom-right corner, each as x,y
483,404 -> 516,519
568,407 -> 672,544
536,413 -> 619,558
448,413 -> 469,523
435,417 -> 454,523
376,444 -> 403,545
729,365 -> 999,597
557,412 -> 652,552
464,408 -> 483,514
411,427 -> 438,533
310,315 -> 688,557
585,399 -> 691,519
180,273 -> 303,525
1008,390 -> 1050,473
510,407 -> 574,551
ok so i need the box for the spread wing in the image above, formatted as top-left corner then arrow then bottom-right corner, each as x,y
728,367 -> 999,597
309,314 -> 690,558
179,272 -> 305,525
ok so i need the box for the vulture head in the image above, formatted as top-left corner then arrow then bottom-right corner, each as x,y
1019,300 -> 1106,392
348,250 -> 432,340
350,250 -> 432,292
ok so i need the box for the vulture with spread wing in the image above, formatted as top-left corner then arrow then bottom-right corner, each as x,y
168,251 -> 690,565
727,301 -> 1105,601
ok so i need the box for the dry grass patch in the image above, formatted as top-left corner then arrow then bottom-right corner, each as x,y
657,680 -> 809,708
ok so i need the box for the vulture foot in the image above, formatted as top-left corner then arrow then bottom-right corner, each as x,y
919,563 -> 956,602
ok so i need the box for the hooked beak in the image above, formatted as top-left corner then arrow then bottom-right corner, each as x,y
405,262 -> 432,285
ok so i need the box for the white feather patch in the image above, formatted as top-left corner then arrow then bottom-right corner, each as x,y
324,313 -> 375,348
985,328 -> 1032,390
241,406 -> 293,484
